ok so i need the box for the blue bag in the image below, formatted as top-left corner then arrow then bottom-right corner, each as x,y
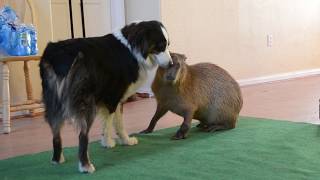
0,6 -> 38,56
10,25 -> 31,56
0,5 -> 18,24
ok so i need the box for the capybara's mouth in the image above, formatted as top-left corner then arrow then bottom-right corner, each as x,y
165,75 -> 175,81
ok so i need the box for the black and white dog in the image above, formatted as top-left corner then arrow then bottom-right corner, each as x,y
39,21 -> 172,173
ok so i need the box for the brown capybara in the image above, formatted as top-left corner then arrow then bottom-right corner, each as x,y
140,52 -> 243,140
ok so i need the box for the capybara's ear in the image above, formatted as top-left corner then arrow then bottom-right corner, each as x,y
169,51 -> 176,57
180,54 -> 187,62
176,53 -> 187,62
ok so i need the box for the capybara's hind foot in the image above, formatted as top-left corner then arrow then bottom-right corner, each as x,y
196,123 -> 208,129
202,125 -> 229,132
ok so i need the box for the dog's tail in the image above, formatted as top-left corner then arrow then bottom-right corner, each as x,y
40,43 -> 66,132
40,44 -> 95,132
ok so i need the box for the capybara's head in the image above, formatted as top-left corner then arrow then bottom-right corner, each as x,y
160,52 -> 187,83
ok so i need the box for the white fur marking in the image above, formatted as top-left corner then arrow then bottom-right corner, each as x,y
113,28 -> 164,71
113,29 -> 157,70
161,27 -> 169,45
112,30 -> 132,51
78,162 -> 95,173
57,78 -> 66,98
153,49 -> 171,68
51,153 -> 65,165
160,27 -> 173,66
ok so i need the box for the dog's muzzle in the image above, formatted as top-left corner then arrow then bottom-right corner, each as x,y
153,50 -> 173,68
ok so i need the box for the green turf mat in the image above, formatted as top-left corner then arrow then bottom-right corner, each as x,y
1,117 -> 320,180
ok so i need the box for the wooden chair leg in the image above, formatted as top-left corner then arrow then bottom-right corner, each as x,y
1,62 -> 11,133
23,61 -> 35,116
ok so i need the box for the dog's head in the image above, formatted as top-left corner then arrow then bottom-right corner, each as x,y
119,21 -> 172,69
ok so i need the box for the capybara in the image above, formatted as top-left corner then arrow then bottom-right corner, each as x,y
141,52 -> 243,139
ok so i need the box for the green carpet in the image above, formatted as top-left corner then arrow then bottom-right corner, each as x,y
1,117 -> 320,180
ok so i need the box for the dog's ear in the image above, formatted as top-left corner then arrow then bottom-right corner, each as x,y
141,38 -> 149,59
127,23 -> 149,59
129,27 -> 149,59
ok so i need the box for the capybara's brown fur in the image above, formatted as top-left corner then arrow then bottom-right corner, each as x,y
141,52 -> 243,139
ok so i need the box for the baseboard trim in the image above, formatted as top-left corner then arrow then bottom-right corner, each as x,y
238,68 -> 320,87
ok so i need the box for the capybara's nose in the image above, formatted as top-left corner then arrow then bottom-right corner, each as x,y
166,76 -> 175,81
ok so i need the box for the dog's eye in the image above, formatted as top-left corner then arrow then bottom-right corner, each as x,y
155,43 -> 166,52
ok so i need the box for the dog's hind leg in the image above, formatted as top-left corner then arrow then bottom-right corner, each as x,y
99,106 -> 116,148
78,116 -> 95,173
47,118 -> 65,164
114,104 -> 138,146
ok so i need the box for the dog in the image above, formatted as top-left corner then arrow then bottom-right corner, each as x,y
39,21 -> 172,173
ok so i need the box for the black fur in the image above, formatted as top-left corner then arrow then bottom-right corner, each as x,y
41,34 -> 139,112
39,21 -> 169,172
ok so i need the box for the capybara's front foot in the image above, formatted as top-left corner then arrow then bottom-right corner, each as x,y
140,129 -> 153,134
171,129 -> 187,140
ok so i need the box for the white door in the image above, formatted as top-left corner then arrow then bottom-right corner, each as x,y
51,0 -> 112,41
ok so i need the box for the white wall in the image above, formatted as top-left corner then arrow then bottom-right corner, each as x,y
51,0 -> 112,41
125,0 -> 161,23
110,0 -> 125,31
161,0 -> 320,80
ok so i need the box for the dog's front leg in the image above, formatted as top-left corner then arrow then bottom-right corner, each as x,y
100,107 -> 116,148
114,104 -> 138,146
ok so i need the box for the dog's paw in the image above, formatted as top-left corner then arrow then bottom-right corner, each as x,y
101,136 -> 116,148
78,162 -> 95,173
118,137 -> 139,146
51,153 -> 65,165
